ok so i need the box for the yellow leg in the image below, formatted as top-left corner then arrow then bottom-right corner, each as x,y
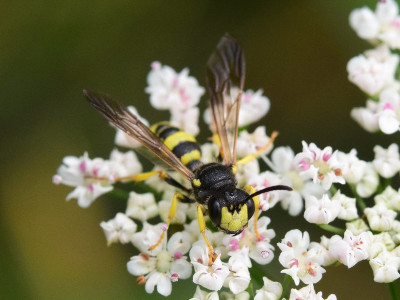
197,204 -> 216,266
148,192 -> 180,251
243,185 -> 261,241
236,131 -> 279,165
114,170 -> 168,182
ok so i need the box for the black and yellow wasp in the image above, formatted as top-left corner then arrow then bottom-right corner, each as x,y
84,35 -> 291,264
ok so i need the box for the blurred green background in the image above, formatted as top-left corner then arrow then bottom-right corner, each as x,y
1,0 -> 396,299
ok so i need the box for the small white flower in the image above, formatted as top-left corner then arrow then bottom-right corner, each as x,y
246,171 -> 285,212
125,191 -> 159,222
377,87 -> 400,134
308,236 -> 337,267
329,230 -> 373,268
351,100 -> 381,133
331,190 -> 358,221
158,199 -> 189,224
376,0 -> 400,49
254,277 -> 282,300
336,149 -> 367,184
127,232 -> 192,297
294,142 -> 344,190
132,222 -> 165,255
145,61 -> 205,111
370,250 -> 400,283
190,286 -> 219,300
236,88 -> 270,127
108,149 -> 143,180
225,253 -> 251,294
203,87 -> 270,128
224,216 -> 275,265
373,143 -> 400,178
53,152 -> 114,208
375,185 -> 400,211
236,159 -> 260,188
278,230 -> 326,285
100,213 -> 137,245
365,203 -> 397,231
194,231 -> 230,260
114,106 -> 149,149
190,244 -> 230,291
220,291 -> 250,300
304,194 -> 341,224
350,7 -> 380,39
288,284 -> 337,300
200,143 -> 220,164
356,162 -> 379,198
236,126 -> 272,159
170,106 -> 200,136
267,146 -> 324,216
346,218 -> 370,236
347,46 -> 398,96
369,232 -> 396,259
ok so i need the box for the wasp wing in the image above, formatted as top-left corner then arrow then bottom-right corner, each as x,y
206,35 -> 245,165
83,90 -> 195,181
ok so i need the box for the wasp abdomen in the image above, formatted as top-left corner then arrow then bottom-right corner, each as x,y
150,122 -> 202,172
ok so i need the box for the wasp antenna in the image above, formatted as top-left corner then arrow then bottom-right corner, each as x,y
244,185 -> 292,202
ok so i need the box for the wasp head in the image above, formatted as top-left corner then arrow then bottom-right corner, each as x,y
207,188 -> 255,235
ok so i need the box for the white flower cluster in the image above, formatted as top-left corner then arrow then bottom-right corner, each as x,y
53,150 -> 142,208
275,140 -> 400,285
348,0 -> 400,134
54,6 -> 400,297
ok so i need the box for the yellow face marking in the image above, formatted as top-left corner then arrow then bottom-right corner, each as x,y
180,150 -> 201,165
220,204 -> 248,232
164,131 -> 196,150
192,178 -> 201,187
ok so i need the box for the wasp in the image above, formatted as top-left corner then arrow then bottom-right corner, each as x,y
84,35 -> 292,264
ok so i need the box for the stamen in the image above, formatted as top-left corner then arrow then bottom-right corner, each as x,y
299,160 -> 310,170
136,275 -> 146,285
261,250 -> 270,259
170,273 -> 179,282
174,252 -> 183,260
140,253 -> 150,261
322,153 -> 331,162
229,239 -> 239,251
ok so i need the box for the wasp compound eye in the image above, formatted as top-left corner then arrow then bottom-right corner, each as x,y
246,198 -> 255,220
208,197 -> 222,227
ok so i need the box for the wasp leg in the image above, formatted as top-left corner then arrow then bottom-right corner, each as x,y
236,131 -> 278,165
243,185 -> 262,241
148,192 -> 181,251
197,204 -> 217,266
113,169 -> 168,182
112,170 -> 191,193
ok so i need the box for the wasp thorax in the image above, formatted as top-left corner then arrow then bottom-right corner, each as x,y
208,188 -> 255,235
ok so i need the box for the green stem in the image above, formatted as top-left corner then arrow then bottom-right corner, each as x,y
280,275 -> 292,300
249,264 -> 265,288
318,224 -> 345,235
329,184 -> 338,195
247,282 -> 255,299
382,177 -> 392,191
110,187 -> 130,199
388,281 -> 400,300
349,184 -> 367,212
